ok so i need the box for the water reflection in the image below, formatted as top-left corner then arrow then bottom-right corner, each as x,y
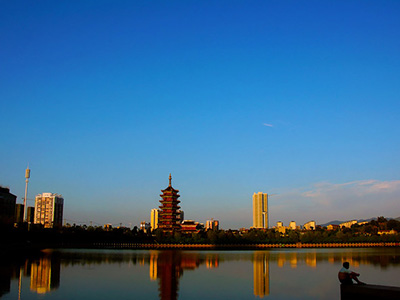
253,252 -> 269,298
0,254 -> 61,299
149,251 -> 220,300
30,255 -> 60,294
1,248 -> 399,299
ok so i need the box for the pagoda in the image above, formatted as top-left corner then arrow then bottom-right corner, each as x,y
158,174 -> 181,233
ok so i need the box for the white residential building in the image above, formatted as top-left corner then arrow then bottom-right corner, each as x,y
34,193 -> 64,228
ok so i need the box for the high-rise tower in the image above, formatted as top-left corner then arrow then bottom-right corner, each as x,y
253,192 -> 268,229
158,174 -> 181,233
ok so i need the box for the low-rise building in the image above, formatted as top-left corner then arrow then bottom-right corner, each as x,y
303,220 -> 316,230
340,220 -> 357,228
277,226 -> 286,234
181,220 -> 202,234
327,224 -> 340,230
206,219 -> 219,230
275,221 -> 286,233
378,230 -> 397,235
289,221 -> 297,230
104,224 -> 112,231
140,221 -> 151,233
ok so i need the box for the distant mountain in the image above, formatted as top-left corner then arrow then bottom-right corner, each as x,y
319,217 -> 377,227
357,217 -> 376,223
319,216 -> 399,227
319,220 -> 342,227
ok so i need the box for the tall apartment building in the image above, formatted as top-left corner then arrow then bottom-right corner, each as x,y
150,208 -> 159,231
252,192 -> 268,229
15,204 -> 25,223
34,193 -> 64,228
27,206 -> 35,223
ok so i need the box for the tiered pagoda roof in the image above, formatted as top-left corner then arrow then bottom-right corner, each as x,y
158,174 -> 181,233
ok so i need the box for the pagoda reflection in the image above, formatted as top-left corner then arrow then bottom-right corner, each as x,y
150,251 -> 203,300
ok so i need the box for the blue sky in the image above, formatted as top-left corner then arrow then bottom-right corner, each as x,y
1,1 -> 399,229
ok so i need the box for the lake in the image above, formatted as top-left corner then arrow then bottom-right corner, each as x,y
1,248 -> 400,299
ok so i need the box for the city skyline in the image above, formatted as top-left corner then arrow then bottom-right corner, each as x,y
1,1 -> 400,229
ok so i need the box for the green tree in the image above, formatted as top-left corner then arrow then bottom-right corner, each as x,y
173,232 -> 182,243
288,231 -> 299,243
387,219 -> 400,232
206,230 -> 218,244
377,216 -> 387,223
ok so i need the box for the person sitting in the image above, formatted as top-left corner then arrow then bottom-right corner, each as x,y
338,262 -> 366,285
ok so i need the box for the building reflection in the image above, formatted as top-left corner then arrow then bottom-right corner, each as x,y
205,253 -> 219,269
305,252 -> 317,268
276,251 -> 317,268
150,251 -> 158,281
0,262 -> 14,297
0,253 -> 61,298
30,254 -> 61,294
0,257 -> 33,298
253,251 -> 270,298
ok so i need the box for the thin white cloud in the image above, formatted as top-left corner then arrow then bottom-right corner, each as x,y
263,123 -> 273,127
270,179 -> 400,225
302,180 -> 400,198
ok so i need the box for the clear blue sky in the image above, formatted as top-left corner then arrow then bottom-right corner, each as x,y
1,1 -> 399,229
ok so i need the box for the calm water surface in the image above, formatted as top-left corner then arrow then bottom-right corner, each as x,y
1,248 -> 400,299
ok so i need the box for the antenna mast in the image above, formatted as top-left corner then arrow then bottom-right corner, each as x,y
23,165 -> 30,222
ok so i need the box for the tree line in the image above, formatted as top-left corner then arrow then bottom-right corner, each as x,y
2,217 -> 399,247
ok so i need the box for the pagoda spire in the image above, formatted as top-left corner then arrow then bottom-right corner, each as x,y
169,173 -> 172,187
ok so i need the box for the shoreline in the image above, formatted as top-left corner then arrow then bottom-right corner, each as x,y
2,242 -> 399,255
89,242 -> 400,250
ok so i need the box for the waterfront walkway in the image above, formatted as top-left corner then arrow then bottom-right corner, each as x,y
91,242 -> 400,249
